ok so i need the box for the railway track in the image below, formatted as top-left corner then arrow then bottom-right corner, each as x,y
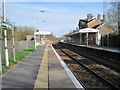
59,42 -> 120,73
53,44 -> 120,89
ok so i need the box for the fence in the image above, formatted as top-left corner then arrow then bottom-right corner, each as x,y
101,34 -> 120,47
0,40 -> 34,60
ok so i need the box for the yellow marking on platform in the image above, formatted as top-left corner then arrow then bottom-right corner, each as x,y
34,44 -> 48,89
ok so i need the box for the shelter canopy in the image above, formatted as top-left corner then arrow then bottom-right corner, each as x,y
34,30 -> 52,35
66,28 -> 99,36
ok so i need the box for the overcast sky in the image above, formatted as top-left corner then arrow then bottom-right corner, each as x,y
0,2 -> 104,37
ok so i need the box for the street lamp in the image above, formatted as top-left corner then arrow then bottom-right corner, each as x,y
33,10 -> 45,49
11,22 -> 16,63
33,13 -> 37,49
118,1 -> 120,34
40,11 -> 45,13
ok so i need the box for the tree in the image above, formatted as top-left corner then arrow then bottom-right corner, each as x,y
14,26 -> 34,41
105,2 -> 119,34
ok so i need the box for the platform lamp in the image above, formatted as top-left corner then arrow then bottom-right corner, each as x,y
0,52 -> 2,74
34,10 -> 45,49
38,21 -> 46,45
11,22 -> 16,63
39,11 -> 45,45
33,12 -> 37,49
42,21 -> 46,44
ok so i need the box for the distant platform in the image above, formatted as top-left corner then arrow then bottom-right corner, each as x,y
61,42 -> 120,53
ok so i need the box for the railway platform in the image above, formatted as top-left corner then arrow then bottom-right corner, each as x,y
81,45 -> 120,53
62,42 -> 120,53
1,44 -> 84,89
60,42 -> 120,62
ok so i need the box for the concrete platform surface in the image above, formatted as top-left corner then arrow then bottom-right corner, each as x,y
1,44 -> 84,90
62,42 -> 120,53
49,44 -> 76,88
2,45 -> 46,89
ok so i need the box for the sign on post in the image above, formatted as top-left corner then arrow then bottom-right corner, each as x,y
1,21 -> 12,29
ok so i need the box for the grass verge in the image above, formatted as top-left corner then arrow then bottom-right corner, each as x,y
2,46 -> 39,73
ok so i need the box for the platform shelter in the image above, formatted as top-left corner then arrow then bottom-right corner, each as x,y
34,30 -> 52,45
65,28 -> 101,45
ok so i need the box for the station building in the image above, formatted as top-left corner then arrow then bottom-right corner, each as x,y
65,28 -> 100,45
64,14 -> 114,45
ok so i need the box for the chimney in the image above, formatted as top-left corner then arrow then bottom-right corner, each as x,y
36,30 -> 39,32
87,13 -> 93,21
103,14 -> 106,23
97,14 -> 101,21
76,27 -> 78,30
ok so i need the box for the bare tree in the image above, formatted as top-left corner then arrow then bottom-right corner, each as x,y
105,1 -> 119,34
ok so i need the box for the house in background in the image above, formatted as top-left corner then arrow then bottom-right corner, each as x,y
26,34 -> 34,41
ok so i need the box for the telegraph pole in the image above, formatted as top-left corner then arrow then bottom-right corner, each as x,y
3,0 -> 9,66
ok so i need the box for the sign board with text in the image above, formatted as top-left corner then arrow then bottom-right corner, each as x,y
0,21 -> 12,29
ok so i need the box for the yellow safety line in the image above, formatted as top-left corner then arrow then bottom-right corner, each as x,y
34,44 -> 48,89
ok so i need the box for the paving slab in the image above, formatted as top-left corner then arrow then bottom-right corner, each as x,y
1,43 -> 84,90
34,44 -> 48,89
48,44 -> 77,89
2,45 -> 46,89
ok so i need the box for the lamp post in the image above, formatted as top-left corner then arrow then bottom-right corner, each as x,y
39,21 -> 46,45
34,10 -> 45,48
0,52 -> 2,74
39,10 -> 45,45
33,13 -> 37,49
118,1 -> 120,34
3,0 -> 9,66
11,23 -> 16,63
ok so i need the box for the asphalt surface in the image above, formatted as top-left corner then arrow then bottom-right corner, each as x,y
2,45 -> 46,89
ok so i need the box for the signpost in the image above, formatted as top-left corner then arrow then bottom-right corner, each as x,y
2,0 -> 9,66
0,0 -> 15,68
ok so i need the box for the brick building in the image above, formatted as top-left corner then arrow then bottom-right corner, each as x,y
26,34 -> 34,40
64,14 -> 113,45
78,14 -> 105,30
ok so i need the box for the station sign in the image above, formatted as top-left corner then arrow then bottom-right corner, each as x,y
0,21 -> 12,29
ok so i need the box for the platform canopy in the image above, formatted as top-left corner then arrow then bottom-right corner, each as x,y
34,30 -> 52,35
79,28 -> 99,33
65,28 -> 99,36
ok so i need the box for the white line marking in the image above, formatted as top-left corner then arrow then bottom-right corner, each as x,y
51,44 -> 84,89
